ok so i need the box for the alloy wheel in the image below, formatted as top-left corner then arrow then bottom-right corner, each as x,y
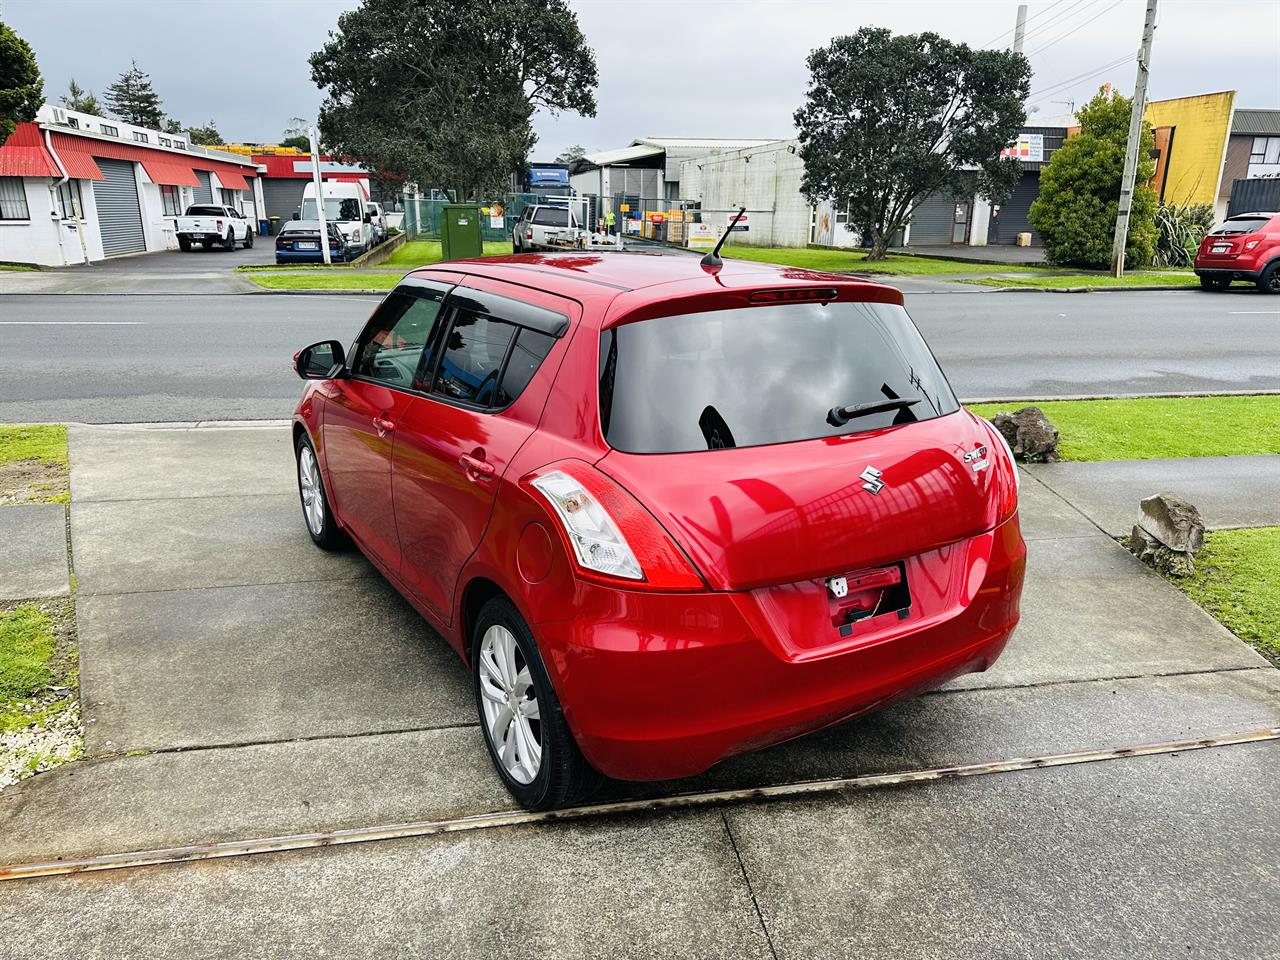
298,445 -> 325,536
478,624 -> 542,784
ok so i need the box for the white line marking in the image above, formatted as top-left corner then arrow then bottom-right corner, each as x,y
0,321 -> 144,325
2,726 -> 1274,881
1228,311 -> 1280,315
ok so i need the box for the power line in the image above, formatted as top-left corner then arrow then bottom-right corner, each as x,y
981,0 -> 1068,48
1026,54 -> 1133,109
1027,0 -> 1129,56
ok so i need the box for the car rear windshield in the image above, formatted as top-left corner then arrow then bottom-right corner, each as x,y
598,300 -> 960,453
185,206 -> 225,217
531,208 -> 572,226
1211,217 -> 1270,235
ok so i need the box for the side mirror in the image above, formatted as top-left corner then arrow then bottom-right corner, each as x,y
294,340 -> 347,380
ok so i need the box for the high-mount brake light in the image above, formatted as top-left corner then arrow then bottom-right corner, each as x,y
749,288 -> 839,304
527,464 -> 704,591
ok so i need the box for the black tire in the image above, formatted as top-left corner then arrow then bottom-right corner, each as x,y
472,596 -> 595,810
223,231 -> 236,252
295,434 -> 347,550
244,229 -> 254,249
1199,275 -> 1230,290
1256,262 -> 1280,294
178,236 -> 192,252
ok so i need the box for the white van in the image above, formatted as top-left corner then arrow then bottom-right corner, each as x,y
299,181 -> 371,255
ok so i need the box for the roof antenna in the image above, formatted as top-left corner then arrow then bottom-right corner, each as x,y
701,206 -> 745,268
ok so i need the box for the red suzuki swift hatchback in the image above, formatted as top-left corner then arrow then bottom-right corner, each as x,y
292,252 -> 1026,809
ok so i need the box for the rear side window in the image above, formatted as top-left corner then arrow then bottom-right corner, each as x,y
599,301 -> 959,453
1211,217 -> 1270,235
531,208 -> 571,227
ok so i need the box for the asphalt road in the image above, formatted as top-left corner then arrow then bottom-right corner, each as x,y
0,290 -> 1276,423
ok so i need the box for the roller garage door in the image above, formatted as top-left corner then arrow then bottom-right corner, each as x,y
907,192 -> 955,245
262,177 -> 307,221
194,170 -> 213,205
95,158 -> 146,257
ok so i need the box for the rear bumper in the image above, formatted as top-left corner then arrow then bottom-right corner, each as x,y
276,249 -> 347,263
536,514 -> 1026,781
1195,264 -> 1261,281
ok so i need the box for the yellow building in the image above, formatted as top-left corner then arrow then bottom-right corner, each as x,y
1144,91 -> 1236,208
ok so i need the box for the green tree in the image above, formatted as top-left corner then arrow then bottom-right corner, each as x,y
794,29 -> 1029,260
555,144 -> 586,163
104,60 -> 164,128
310,0 -> 598,198
184,120 -> 222,146
0,21 -> 43,142
280,135 -> 312,151
60,78 -> 100,116
1029,87 -> 1158,268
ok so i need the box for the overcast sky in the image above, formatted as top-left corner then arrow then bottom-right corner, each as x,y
8,0 -> 1279,158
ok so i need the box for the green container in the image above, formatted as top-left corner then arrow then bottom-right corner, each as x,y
441,203 -> 483,260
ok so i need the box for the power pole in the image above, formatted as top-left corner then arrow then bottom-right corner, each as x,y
1013,4 -> 1028,53
1111,0 -> 1158,277
308,126 -> 332,266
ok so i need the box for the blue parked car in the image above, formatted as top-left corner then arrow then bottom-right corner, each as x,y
275,220 -> 353,264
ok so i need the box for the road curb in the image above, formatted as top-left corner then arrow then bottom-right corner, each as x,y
986,284 -> 1197,293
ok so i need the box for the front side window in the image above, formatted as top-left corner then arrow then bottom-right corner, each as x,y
353,289 -> 447,389
599,300 -> 959,453
160,184 -> 181,216
56,181 -> 82,219
0,178 -> 30,220
432,312 -> 517,406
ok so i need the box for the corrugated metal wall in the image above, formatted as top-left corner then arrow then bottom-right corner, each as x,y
990,173 -> 1042,245
1228,177 -> 1280,216
95,158 -> 146,256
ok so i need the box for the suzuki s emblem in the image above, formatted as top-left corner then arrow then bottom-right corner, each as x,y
860,465 -> 885,495
829,576 -> 849,598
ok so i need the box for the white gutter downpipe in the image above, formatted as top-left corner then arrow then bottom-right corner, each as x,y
43,128 -> 88,265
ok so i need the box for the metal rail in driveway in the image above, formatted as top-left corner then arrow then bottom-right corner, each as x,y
2,726 -> 1276,882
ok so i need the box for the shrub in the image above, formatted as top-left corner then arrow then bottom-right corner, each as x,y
1029,86 -> 1158,268
1153,202 -> 1215,268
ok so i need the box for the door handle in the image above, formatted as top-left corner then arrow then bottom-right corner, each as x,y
372,416 -> 395,436
459,453 -> 496,480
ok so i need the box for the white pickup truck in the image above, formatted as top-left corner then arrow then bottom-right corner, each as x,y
512,204 -> 621,253
175,204 -> 254,252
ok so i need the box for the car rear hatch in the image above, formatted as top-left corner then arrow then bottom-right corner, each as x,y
1198,216 -> 1270,264
595,292 -> 1012,658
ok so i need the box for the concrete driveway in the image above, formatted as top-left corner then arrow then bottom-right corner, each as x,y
0,424 -> 1276,959
0,240 -> 275,294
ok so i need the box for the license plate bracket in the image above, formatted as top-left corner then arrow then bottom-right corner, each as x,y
827,562 -> 911,634
1211,244 -> 1229,253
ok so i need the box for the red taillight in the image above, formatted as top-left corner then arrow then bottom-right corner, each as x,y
525,461 -> 705,591
216,219 -> 223,230
979,420 -> 1020,524
526,229 -> 533,240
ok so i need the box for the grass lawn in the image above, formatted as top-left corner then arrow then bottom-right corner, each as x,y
247,272 -> 403,290
1178,527 -> 1280,664
0,263 -> 38,272
245,240 -> 513,289
0,424 -> 69,504
0,600 -> 80,784
721,245 -> 1045,276
966,395 -> 1280,462
963,271 -> 1199,289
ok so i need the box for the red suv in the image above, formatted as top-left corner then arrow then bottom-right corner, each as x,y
292,253 -> 1026,809
1194,211 -> 1280,292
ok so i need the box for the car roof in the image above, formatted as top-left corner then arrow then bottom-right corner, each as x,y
406,251 -> 903,327
1229,211 -> 1280,218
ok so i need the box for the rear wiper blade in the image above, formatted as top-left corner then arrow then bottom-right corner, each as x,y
827,397 -> 921,427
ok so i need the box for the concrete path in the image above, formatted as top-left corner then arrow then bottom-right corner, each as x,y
1028,454 -> 1280,535
0,424 -> 1275,958
0,503 -> 69,599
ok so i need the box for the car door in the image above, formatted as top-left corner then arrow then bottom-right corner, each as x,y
320,279 -> 451,570
391,281 -> 573,622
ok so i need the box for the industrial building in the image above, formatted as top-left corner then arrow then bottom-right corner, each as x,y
0,105 -> 261,266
